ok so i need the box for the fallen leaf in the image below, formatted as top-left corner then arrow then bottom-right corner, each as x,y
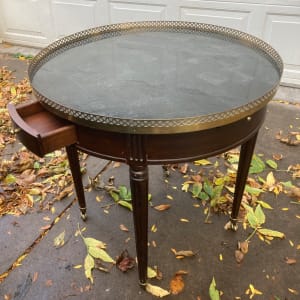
146,283 -> 170,298
257,228 -> 285,239
288,288 -> 299,295
116,250 -> 135,272
171,248 -> 196,258
209,277 -> 220,300
33,272 -> 38,283
84,254 -> 94,283
235,250 -> 244,264
147,266 -> 157,279
154,204 -> 171,211
170,274 -> 184,295
88,247 -> 115,263
272,153 -> 283,160
53,231 -> 65,248
119,224 -> 129,232
238,241 -> 249,254
285,257 -> 296,265
83,237 -> 106,249
180,218 -> 189,222
45,279 -> 53,287
194,159 -> 212,166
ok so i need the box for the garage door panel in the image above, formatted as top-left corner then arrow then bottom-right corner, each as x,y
264,13 -> 300,65
109,1 -> 167,23
179,6 -> 251,31
52,1 -> 97,38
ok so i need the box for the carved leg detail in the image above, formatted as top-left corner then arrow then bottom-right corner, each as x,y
130,164 -> 149,285
231,132 -> 258,228
66,144 -> 87,220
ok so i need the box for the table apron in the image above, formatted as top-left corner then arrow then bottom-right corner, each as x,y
75,107 -> 266,165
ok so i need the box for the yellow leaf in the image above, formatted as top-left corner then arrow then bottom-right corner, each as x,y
88,247 -> 115,263
288,288 -> 299,295
73,265 -> 82,269
194,159 -> 212,166
53,231 -> 65,248
147,266 -> 157,279
266,172 -> 276,187
151,224 -> 157,232
166,195 -> 173,200
180,218 -> 189,223
83,237 -> 106,249
145,283 -> 170,297
84,254 -> 94,283
289,240 -> 294,247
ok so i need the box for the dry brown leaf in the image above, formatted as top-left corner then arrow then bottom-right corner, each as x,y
33,272 -> 38,283
235,250 -> 244,264
272,153 -> 283,160
154,204 -> 171,211
238,241 -> 249,254
119,224 -> 129,232
116,249 -> 135,272
171,248 -> 196,258
285,257 -> 297,265
170,274 -> 185,295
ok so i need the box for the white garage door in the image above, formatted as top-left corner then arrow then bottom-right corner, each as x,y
0,0 -> 299,86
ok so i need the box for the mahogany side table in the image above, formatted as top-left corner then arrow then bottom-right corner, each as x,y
26,21 -> 282,285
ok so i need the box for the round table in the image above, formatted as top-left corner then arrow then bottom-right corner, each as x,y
28,21 -> 282,284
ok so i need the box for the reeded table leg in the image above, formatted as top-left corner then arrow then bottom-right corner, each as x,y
130,163 -> 149,285
231,132 -> 258,228
66,144 -> 87,220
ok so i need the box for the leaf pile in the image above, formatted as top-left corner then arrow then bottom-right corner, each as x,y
0,66 -> 84,216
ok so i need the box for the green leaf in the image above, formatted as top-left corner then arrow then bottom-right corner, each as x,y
247,210 -> 259,228
4,174 -> 16,185
212,185 -> 223,198
249,155 -> 265,174
257,228 -> 285,239
33,161 -> 41,169
88,247 -> 115,263
119,185 -> 128,200
209,277 -> 221,300
266,159 -> 278,169
199,191 -> 209,201
84,254 -> 94,283
281,181 -> 295,188
109,191 -> 119,202
245,185 -> 264,196
203,180 -> 214,198
256,200 -> 273,209
192,182 -> 202,197
83,237 -> 106,249
118,200 -> 133,211
254,205 -> 266,225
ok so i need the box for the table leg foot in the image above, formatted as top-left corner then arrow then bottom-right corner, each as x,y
231,132 -> 258,223
130,164 -> 148,285
66,144 -> 87,216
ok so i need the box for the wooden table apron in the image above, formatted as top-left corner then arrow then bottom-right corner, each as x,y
65,106 -> 266,284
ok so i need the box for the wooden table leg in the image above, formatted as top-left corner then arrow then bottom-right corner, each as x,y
130,163 -> 149,285
66,144 -> 87,220
230,132 -> 258,229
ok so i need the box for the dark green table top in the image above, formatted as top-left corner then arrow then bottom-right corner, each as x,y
29,21 -> 282,134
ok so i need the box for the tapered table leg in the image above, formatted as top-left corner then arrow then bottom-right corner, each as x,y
230,132 -> 258,228
66,144 -> 87,220
130,163 -> 149,285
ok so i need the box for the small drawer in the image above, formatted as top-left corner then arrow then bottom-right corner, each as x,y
8,101 -> 77,157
